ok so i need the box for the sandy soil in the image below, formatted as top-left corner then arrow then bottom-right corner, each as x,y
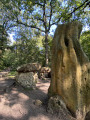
0,72 -> 75,120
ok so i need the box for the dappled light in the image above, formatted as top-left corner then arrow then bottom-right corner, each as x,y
0,73 -> 51,120
0,0 -> 90,120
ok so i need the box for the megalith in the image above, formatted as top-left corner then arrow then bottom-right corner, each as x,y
48,21 -> 90,119
16,63 -> 41,89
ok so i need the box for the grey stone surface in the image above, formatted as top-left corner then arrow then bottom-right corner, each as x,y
16,72 -> 38,89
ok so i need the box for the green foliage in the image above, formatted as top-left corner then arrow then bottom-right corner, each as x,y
0,59 -> 4,70
2,43 -> 39,70
0,24 -> 10,70
0,25 -> 9,52
1,33 -> 46,70
38,35 -> 53,67
3,49 -> 18,68
80,30 -> 90,60
0,0 -> 90,69
8,71 -> 17,77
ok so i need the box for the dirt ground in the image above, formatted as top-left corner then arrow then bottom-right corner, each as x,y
0,72 -> 75,120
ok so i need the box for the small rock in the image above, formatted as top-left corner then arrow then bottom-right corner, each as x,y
34,99 -> 42,106
47,95 -> 69,115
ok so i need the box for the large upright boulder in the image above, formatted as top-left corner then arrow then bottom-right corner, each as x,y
48,21 -> 90,119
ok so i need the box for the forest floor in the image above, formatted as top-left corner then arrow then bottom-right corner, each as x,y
0,71 -> 75,120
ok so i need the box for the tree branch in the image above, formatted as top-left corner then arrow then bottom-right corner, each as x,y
48,0 -> 53,31
68,0 -> 89,16
6,24 -> 18,30
34,2 -> 44,7
34,17 -> 44,22
43,0 -> 47,32
50,16 -> 62,26
17,20 -> 45,32
50,0 -> 89,26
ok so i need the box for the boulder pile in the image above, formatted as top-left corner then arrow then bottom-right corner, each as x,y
38,67 -> 51,80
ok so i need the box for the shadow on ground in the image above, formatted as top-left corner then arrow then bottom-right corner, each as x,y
0,78 -> 75,120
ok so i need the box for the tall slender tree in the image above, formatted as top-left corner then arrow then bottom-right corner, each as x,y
0,25 -> 8,52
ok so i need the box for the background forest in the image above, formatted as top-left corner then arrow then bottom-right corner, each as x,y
0,0 -> 90,71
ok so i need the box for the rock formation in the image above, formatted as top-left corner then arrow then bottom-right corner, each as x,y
16,72 -> 38,89
48,21 -> 90,120
38,67 -> 51,79
48,95 -> 68,114
16,63 -> 41,89
17,63 -> 41,72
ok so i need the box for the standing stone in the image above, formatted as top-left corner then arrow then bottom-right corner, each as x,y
48,21 -> 90,119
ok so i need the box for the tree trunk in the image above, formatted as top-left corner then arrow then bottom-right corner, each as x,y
15,41 -> 17,57
45,32 -> 49,66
